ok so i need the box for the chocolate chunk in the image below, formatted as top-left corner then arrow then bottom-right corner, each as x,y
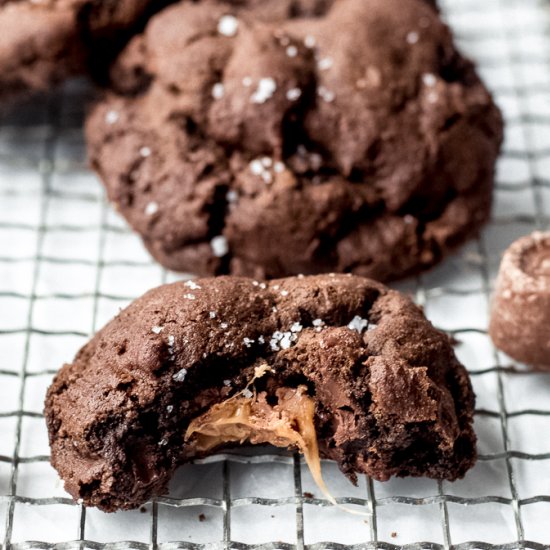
45,274 -> 476,512
86,0 -> 503,281
489,231 -> 550,369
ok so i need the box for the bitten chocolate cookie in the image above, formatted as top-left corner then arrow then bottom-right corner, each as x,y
489,231 -> 550,369
0,0 -> 173,105
86,0 -> 503,281
45,274 -> 476,512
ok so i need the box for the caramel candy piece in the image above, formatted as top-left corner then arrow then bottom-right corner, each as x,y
489,231 -> 550,369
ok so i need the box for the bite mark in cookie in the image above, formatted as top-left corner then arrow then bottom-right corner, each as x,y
45,274 -> 477,511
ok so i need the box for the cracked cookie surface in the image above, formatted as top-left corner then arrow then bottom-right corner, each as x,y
86,0 -> 503,280
45,274 -> 476,511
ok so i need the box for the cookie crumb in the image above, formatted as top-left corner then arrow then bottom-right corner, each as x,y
303,492 -> 314,499
198,513 -> 206,522
391,531 -> 397,538
140,506 -> 148,513
218,15 -> 238,37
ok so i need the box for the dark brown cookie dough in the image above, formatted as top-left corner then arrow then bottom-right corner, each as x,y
0,0 -> 174,105
489,231 -> 550,369
45,274 -> 476,512
86,0 -> 503,281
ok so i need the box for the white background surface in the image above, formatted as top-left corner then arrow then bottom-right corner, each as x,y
1,0 -> 550,547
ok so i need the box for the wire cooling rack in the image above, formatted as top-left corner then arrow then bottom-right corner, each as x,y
2,0 -> 550,547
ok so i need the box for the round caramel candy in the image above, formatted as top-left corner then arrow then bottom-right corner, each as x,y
489,231 -> 550,368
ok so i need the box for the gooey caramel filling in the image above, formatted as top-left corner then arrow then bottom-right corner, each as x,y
185,385 -> 325,491
184,367 -> 365,515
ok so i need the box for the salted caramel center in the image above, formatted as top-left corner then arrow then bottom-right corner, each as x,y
185,385 -> 323,486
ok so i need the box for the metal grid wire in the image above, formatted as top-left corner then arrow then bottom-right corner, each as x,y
1,0 -> 550,547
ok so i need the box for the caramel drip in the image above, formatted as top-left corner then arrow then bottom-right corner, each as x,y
185,371 -> 367,516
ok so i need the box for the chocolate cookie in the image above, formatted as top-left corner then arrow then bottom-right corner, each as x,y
0,0 -> 173,105
45,274 -> 476,512
489,231 -> 550,369
86,0 -> 503,281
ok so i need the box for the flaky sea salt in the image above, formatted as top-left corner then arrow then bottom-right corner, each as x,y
422,73 -> 436,87
250,159 -> 264,175
183,293 -> 196,300
139,146 -> 151,157
406,31 -> 419,44
286,45 -> 298,57
226,190 -> 239,203
270,330 -> 297,351
212,82 -> 225,99
211,235 -> 229,257
318,86 -> 335,103
318,57 -> 333,71
209,311 -> 217,319
166,405 -> 174,413
251,77 -> 277,104
151,325 -> 164,334
243,337 -> 255,347
242,388 -> 253,399
347,315 -> 369,333
290,322 -> 303,333
304,35 -> 316,48
105,110 -> 119,124
173,368 -> 187,382
218,14 -> 239,37
145,201 -> 158,216
185,280 -> 201,290
286,88 -> 302,101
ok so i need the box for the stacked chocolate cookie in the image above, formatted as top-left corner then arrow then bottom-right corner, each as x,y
0,0 -> 506,512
